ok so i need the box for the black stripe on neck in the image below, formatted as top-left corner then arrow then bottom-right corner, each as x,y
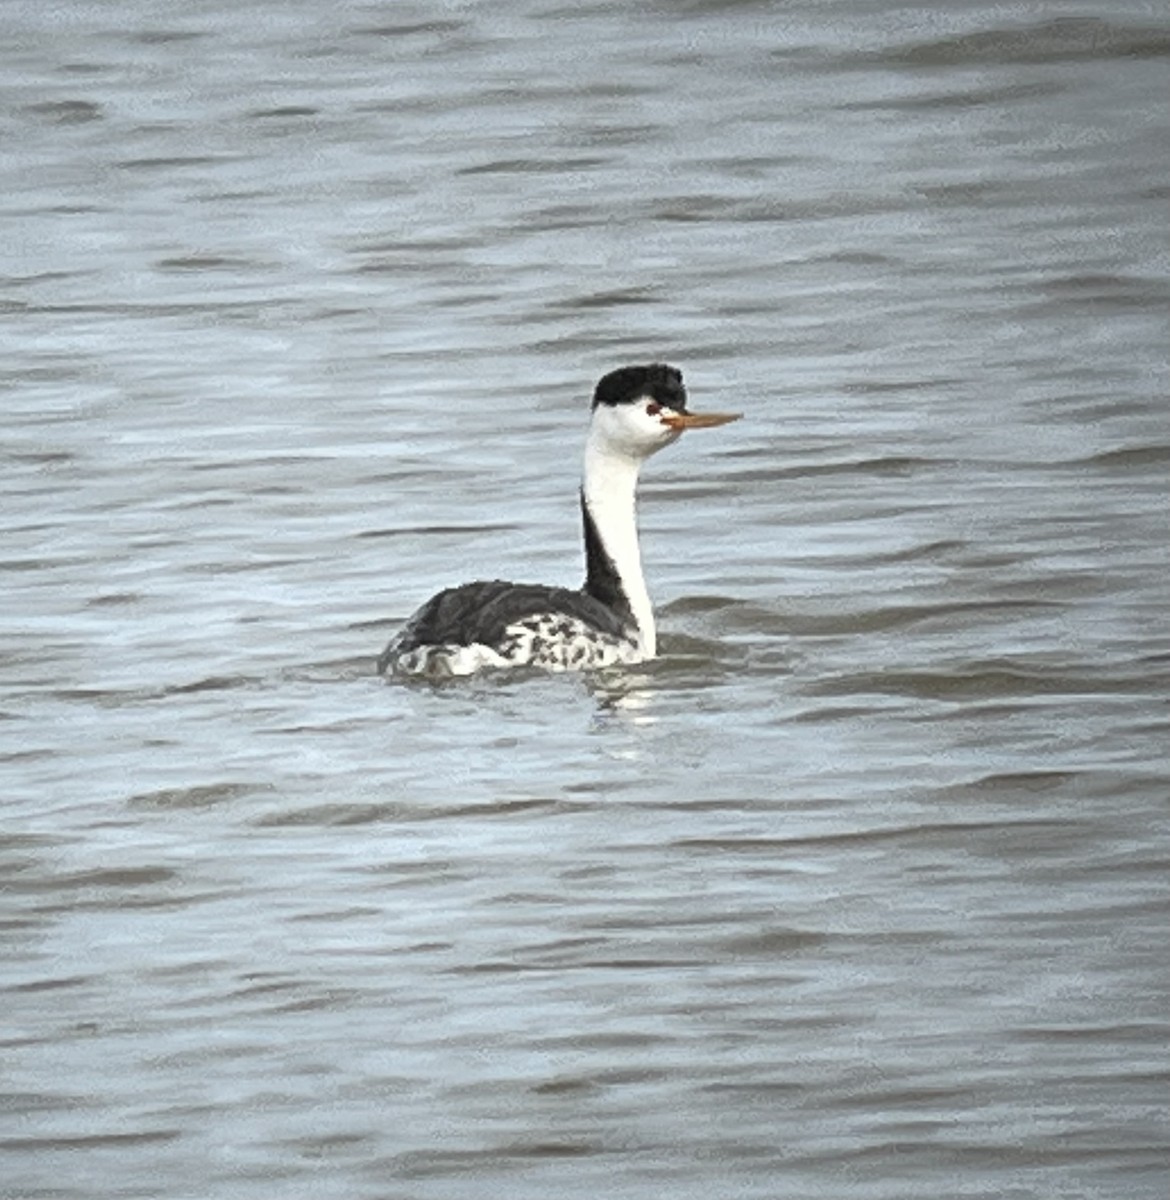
580,490 -> 632,622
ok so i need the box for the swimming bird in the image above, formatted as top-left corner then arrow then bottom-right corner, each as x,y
377,363 -> 740,678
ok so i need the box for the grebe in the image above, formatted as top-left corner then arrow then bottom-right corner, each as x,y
377,363 -> 740,678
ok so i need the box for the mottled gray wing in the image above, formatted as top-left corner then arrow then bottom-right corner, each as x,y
379,579 -> 627,671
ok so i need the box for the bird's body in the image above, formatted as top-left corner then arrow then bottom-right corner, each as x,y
378,580 -> 639,677
378,364 -> 739,679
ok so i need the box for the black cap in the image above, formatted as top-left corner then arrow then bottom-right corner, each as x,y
592,363 -> 687,411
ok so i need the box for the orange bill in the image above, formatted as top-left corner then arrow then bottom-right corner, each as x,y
661,410 -> 743,430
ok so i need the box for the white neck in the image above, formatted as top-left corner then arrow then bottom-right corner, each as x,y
582,427 -> 656,657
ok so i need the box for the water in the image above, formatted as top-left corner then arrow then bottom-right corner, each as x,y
2,1 -> 1167,1197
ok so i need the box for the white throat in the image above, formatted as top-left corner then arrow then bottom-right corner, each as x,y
582,426 -> 656,657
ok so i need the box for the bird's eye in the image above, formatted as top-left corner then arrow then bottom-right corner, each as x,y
646,402 -> 662,416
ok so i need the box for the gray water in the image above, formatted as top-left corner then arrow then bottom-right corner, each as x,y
2,1 -> 1168,1197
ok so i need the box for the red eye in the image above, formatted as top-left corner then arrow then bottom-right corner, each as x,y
646,402 -> 661,416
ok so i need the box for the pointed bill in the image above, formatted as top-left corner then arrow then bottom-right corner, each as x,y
661,410 -> 742,431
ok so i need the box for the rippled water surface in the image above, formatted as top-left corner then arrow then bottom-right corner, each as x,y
3,1 -> 1168,1197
